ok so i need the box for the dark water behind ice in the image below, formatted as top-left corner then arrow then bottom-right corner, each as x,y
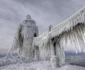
65,52 -> 85,67
65,52 -> 85,56
0,54 -> 6,58
0,52 -> 85,58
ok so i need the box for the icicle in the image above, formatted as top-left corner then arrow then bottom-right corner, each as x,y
65,32 -> 72,49
82,25 -> 85,45
78,25 -> 85,51
60,34 -> 67,50
62,34 -> 67,49
71,31 -> 79,53
74,30 -> 81,53
75,26 -> 84,52
66,34 -> 71,49
67,31 -> 76,53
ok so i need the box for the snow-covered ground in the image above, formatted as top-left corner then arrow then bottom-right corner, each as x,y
0,61 -> 85,70
0,55 -> 85,70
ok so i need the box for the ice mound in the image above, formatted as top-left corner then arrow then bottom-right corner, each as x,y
0,56 -> 22,67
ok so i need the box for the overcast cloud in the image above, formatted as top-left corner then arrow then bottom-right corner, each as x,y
0,0 -> 85,53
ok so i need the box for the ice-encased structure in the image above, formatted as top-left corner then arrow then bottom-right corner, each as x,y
33,25 -> 65,67
33,6 -> 85,67
7,6 -> 85,68
12,15 -> 39,62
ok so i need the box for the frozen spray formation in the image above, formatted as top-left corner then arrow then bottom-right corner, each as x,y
5,5 -> 85,69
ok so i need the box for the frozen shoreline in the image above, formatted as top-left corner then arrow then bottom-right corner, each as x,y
0,55 -> 85,70
0,61 -> 85,70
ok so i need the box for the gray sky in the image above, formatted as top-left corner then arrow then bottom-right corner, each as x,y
0,0 -> 85,53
